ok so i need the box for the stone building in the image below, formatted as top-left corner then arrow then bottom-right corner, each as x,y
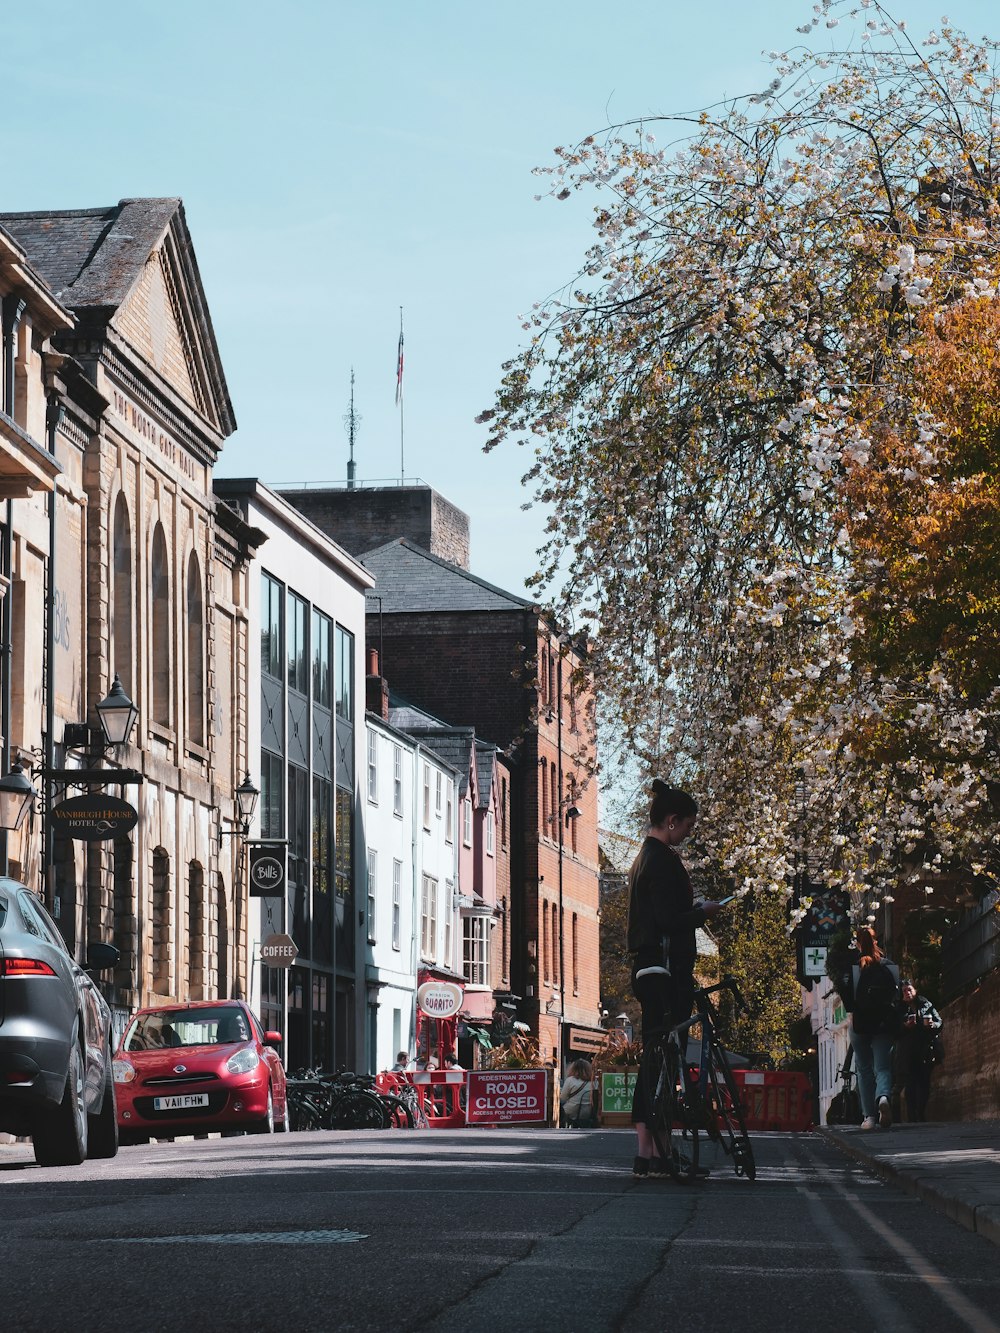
0,199 -> 251,1029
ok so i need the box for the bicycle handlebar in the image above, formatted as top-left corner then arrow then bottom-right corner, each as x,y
695,974 -> 752,1016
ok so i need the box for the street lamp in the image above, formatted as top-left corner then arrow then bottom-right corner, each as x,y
94,675 -> 140,748
235,773 -> 260,831
0,761 -> 36,833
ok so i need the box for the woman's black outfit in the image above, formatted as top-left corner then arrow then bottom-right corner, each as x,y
898,993 -> 942,1122
626,836 -> 709,1124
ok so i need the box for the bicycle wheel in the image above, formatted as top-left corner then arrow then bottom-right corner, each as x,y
329,1089 -> 389,1130
287,1091 -> 326,1132
642,1036 -> 700,1183
381,1095 -> 415,1129
705,1043 -> 756,1180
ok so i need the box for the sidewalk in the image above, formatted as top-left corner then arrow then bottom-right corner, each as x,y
819,1120 -> 1000,1247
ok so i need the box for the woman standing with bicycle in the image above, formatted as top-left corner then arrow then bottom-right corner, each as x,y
626,781 -> 722,1177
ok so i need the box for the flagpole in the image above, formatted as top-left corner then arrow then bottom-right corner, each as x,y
396,307 -> 405,482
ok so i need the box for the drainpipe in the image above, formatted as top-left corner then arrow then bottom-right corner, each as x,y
0,296 -> 26,880
411,741 -> 422,1055
43,392 -> 63,911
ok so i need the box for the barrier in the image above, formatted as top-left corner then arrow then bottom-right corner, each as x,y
730,1069 -> 813,1132
383,1070 -> 467,1128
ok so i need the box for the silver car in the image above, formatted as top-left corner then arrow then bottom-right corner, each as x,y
0,877 -> 119,1166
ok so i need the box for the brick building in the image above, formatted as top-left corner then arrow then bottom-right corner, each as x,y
279,483 -> 603,1066
0,199 -> 252,1027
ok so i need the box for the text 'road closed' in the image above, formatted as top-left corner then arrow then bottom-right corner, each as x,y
465,1070 -> 548,1125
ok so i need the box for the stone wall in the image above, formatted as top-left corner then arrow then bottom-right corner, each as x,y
928,966 -> 1000,1121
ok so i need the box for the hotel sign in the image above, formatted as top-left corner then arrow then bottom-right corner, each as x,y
51,794 -> 138,842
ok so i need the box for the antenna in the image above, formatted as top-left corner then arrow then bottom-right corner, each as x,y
343,367 -> 361,489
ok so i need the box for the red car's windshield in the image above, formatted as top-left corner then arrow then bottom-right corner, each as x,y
124,1006 -> 251,1051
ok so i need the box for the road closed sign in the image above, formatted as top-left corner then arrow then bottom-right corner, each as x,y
466,1069 -> 548,1125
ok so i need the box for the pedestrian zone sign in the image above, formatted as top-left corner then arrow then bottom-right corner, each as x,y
804,946 -> 827,977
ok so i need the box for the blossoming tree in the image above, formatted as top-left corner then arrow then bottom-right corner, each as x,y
481,0 -> 1000,919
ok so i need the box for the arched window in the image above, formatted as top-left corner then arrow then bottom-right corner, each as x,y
113,835 -> 135,995
542,901 -> 550,984
112,495 -> 133,695
188,861 -> 205,1000
187,554 -> 205,746
151,525 -> 170,725
152,848 -> 172,995
215,874 -> 229,999
540,758 -> 549,831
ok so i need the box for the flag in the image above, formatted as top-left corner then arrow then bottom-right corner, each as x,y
395,328 -> 404,406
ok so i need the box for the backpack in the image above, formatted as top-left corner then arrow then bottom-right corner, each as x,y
852,960 -> 901,1031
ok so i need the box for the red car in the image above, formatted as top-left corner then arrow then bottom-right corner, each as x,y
113,1000 -> 288,1143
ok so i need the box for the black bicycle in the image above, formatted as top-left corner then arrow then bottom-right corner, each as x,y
640,976 -> 756,1183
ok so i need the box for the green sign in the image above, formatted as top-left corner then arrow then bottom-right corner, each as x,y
600,1071 -> 638,1114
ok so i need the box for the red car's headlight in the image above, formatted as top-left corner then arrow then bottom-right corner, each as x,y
112,1058 -> 137,1084
226,1047 -> 260,1076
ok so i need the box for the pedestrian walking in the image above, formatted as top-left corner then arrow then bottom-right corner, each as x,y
898,980 -> 942,1122
848,926 -> 901,1130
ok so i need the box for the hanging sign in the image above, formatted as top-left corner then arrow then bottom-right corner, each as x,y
51,793 -> 138,842
416,980 -> 463,1019
260,933 -> 298,968
249,843 -> 286,897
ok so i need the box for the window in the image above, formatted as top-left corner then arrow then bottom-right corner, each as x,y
112,495 -> 133,696
462,797 -> 472,847
393,745 -> 403,816
260,750 -> 284,839
552,908 -> 560,987
542,902 -> 549,984
550,767 -> 558,837
151,524 -> 170,725
445,782 -> 454,843
261,573 -> 283,680
335,624 -> 354,720
392,860 -> 402,951
367,850 -> 377,943
312,608 -> 332,707
443,881 -> 453,969
420,874 -> 437,960
187,555 -> 205,746
288,592 -> 308,694
500,778 -> 508,848
540,758 -> 549,831
422,765 -> 431,829
435,771 -> 442,817
572,913 -> 579,995
486,810 -> 495,857
188,862 -> 205,1000
152,848 -> 171,994
463,917 -> 491,987
367,729 -> 378,803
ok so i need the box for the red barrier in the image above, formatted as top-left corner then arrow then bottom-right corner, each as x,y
391,1070 -> 466,1128
730,1070 -> 813,1132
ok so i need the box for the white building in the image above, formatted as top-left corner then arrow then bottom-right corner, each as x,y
214,479 -> 373,1074
363,701 -> 461,1073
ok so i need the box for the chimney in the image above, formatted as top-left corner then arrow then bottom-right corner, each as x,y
366,645 -> 390,720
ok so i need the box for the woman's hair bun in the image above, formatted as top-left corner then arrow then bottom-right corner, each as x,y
651,778 -> 670,796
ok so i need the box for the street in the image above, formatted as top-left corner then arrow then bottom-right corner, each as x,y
2,1129 -> 998,1333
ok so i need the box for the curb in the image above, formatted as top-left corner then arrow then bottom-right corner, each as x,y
817,1127 -> 1000,1250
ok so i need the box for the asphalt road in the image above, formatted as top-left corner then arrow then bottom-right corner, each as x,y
2,1128 -> 999,1333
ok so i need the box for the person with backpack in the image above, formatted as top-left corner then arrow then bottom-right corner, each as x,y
848,926 -> 901,1130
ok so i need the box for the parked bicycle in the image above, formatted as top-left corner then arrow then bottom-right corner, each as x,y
640,975 -> 757,1183
284,1069 -> 415,1130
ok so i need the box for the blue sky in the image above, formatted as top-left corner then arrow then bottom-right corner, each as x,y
6,1 -> 996,593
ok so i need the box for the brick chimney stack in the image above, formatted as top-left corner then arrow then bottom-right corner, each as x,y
366,646 -> 390,720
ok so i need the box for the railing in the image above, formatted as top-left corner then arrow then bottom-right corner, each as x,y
940,889 -> 1000,1002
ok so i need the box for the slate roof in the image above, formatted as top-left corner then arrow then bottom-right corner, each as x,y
0,200 -> 180,308
387,691 -> 498,798
361,538 -> 535,614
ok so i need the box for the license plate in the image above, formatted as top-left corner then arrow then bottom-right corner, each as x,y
153,1093 -> 209,1111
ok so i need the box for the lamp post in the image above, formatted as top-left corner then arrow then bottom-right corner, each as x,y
0,676 -> 141,897
219,774 -> 260,1001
